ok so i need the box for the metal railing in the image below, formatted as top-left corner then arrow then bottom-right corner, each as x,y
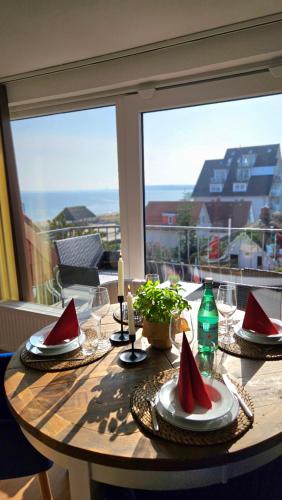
39,223 -> 121,246
145,224 -> 282,271
30,223 -> 282,305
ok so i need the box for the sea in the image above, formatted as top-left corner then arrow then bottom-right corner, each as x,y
21,185 -> 194,223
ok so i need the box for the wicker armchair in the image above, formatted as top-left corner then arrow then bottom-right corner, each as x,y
54,233 -> 119,288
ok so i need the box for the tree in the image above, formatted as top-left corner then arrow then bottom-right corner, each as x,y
176,203 -> 196,263
176,204 -> 193,226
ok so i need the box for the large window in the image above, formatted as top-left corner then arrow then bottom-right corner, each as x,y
11,106 -> 120,304
8,71 -> 282,298
143,93 -> 282,284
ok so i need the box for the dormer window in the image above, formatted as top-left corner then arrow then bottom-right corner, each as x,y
211,169 -> 228,183
233,182 -> 247,192
241,153 -> 256,167
210,183 -> 223,193
161,212 -> 176,225
236,168 -> 250,182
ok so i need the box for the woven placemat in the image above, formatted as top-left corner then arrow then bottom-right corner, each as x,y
219,334 -> 282,361
131,369 -> 254,446
20,323 -> 113,372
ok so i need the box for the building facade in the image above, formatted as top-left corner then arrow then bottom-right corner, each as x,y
192,144 -> 282,220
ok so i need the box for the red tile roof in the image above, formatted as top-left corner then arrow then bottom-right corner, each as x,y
145,201 -> 203,225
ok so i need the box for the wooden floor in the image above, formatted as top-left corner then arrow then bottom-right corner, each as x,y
0,464 -> 70,500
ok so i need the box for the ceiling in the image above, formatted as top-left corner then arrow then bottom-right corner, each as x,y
1,0 -> 282,79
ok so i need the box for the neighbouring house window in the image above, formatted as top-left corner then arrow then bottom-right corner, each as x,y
210,183 -> 223,193
233,183 -> 247,192
213,169 -> 228,183
236,168 -> 250,182
230,254 -> 239,266
241,154 -> 256,167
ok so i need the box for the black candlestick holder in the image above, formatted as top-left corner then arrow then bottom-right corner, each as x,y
110,295 -> 130,345
119,334 -> 147,364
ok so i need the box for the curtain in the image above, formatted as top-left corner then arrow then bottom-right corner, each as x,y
0,84 -> 32,301
0,133 -> 18,299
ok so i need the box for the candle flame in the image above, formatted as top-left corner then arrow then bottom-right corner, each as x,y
128,285 -> 131,292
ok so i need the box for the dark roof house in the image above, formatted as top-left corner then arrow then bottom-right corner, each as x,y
56,206 -> 96,224
192,144 -> 281,198
192,144 -> 282,220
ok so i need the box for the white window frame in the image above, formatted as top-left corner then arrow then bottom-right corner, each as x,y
10,71 -> 282,282
210,183 -> 223,193
115,70 -> 282,278
233,182 -> 248,192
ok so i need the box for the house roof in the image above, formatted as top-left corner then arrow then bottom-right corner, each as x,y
192,144 -> 281,198
146,201 -> 203,225
205,200 -> 251,227
57,206 -> 96,222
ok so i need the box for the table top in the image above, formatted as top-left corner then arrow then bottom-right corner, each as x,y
4,304 -> 282,472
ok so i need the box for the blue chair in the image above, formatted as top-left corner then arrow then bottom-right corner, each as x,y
0,352 -> 53,499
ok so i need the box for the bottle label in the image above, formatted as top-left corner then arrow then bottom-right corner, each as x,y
197,322 -> 218,347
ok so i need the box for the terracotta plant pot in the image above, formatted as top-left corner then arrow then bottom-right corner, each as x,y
142,319 -> 171,350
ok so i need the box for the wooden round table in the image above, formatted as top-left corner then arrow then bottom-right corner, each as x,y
4,305 -> 282,500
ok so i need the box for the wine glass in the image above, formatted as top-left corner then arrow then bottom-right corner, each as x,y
61,287 -> 93,322
216,284 -> 237,344
79,315 -> 101,356
145,273 -> 160,283
91,287 -> 110,320
89,287 -> 111,348
169,308 -> 194,370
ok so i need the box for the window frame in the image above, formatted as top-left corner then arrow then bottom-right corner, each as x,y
9,70 -> 282,291
116,70 -> 282,278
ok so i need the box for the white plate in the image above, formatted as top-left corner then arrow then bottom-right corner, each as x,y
158,377 -> 234,423
26,332 -> 85,357
236,322 -> 282,346
30,323 -> 81,350
156,394 -> 239,432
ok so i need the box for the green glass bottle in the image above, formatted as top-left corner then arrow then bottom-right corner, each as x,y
197,277 -> 218,353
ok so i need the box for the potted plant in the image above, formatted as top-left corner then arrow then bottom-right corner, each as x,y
134,281 -> 190,349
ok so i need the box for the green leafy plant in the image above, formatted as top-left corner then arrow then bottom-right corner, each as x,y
134,281 -> 190,324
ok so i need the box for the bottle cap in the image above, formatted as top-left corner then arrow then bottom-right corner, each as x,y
204,277 -> 213,285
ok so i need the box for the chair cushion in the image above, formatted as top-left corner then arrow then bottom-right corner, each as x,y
0,353 -> 52,479
0,353 -> 14,420
0,419 -> 52,479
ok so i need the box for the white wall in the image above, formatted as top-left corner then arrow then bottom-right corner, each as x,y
7,21 -> 282,117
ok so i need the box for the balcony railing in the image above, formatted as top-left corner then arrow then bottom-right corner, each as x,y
30,223 -> 282,304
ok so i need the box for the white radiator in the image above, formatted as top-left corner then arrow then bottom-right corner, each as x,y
0,301 -> 61,351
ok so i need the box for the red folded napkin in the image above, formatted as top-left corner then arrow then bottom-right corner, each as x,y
43,299 -> 80,345
178,333 -> 212,413
242,292 -> 279,335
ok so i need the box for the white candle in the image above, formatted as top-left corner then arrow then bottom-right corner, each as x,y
118,254 -> 124,296
127,289 -> 135,337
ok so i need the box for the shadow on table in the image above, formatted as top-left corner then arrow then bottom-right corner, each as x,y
86,370 -> 137,441
102,455 -> 282,500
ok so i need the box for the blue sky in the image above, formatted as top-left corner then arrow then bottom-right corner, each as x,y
11,93 -> 282,192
